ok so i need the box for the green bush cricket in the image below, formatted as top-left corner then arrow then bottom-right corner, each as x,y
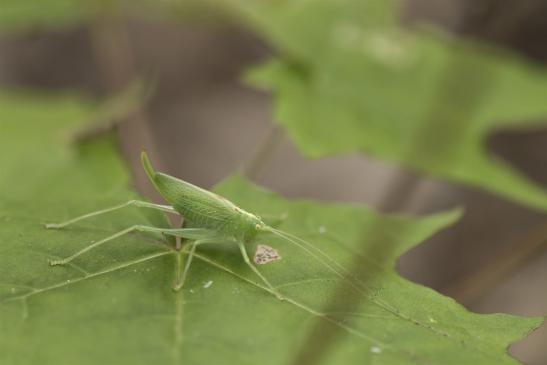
45,151 -> 331,300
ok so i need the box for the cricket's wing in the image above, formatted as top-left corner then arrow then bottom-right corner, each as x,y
156,173 -> 238,228
141,151 -> 239,230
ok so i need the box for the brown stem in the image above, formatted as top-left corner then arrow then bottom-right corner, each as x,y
290,43 -> 492,365
87,6 -> 179,240
87,7 -> 164,199
242,124 -> 284,179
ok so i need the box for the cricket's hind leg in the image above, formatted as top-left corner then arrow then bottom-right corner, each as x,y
49,225 -> 221,291
49,226 -> 217,266
44,200 -> 178,229
237,241 -> 284,301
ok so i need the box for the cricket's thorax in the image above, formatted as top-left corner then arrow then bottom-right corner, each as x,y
152,172 -> 264,241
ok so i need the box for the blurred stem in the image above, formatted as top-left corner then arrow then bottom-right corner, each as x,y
443,220 -> 547,305
292,47 -> 492,365
87,4 -> 175,229
71,81 -> 147,143
290,166 -> 424,365
88,0 -> 137,92
87,4 -> 162,177
242,124 -> 284,179
377,170 -> 422,213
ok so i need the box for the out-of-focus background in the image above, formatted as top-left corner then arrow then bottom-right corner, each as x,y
1,0 -> 546,363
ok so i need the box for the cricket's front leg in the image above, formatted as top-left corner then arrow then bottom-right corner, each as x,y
49,226 -> 217,266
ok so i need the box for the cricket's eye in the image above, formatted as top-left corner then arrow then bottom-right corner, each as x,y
255,224 -> 261,230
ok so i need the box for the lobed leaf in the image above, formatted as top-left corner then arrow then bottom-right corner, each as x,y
0,91 -> 543,364
238,0 -> 547,211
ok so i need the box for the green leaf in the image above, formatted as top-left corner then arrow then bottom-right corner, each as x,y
0,91 -> 542,364
239,0 -> 547,212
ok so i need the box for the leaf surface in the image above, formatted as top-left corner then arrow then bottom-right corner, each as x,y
0,91 -> 542,364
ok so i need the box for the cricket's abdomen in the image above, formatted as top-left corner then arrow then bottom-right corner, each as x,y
153,172 -> 259,241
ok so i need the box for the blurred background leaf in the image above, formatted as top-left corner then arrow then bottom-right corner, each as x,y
234,0 -> 547,211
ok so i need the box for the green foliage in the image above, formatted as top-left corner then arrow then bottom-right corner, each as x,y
0,0 -> 169,31
0,0 -> 90,31
0,92 -> 543,364
238,0 -> 547,211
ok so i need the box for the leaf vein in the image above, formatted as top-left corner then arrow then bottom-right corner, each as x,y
0,251 -> 171,305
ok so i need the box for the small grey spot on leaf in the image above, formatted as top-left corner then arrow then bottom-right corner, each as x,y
254,244 -> 281,265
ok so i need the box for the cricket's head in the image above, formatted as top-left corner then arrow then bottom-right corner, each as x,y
253,216 -> 267,232
237,209 -> 266,240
